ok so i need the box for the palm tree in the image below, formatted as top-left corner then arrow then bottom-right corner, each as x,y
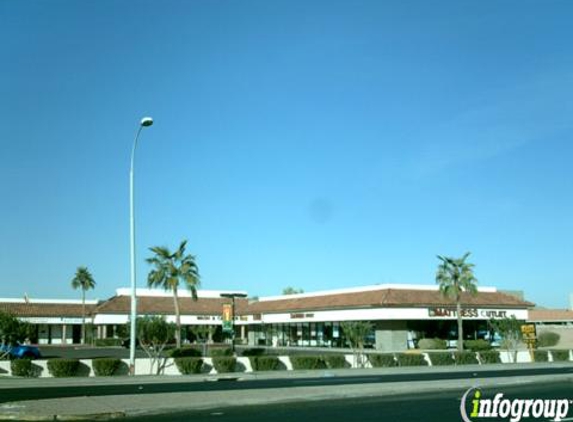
71,266 -> 96,344
436,252 -> 478,352
146,240 -> 200,348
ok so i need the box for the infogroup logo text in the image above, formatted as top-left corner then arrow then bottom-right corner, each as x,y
460,387 -> 571,422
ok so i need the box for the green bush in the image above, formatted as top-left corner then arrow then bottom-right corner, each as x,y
212,356 -> 237,373
537,332 -> 560,348
428,352 -> 454,366
550,350 -> 570,362
47,359 -> 80,377
210,348 -> 233,357
175,357 -> 204,374
417,338 -> 447,350
454,351 -> 479,365
323,354 -> 347,369
92,358 -> 121,376
533,350 -> 548,362
169,347 -> 202,358
94,338 -> 123,347
368,354 -> 397,367
290,355 -> 326,370
242,348 -> 266,357
10,359 -> 36,377
250,356 -> 280,371
396,353 -> 428,366
464,340 -> 492,351
479,351 -> 501,364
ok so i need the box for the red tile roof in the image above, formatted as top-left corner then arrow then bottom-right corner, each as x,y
247,289 -> 534,314
0,302 -> 97,318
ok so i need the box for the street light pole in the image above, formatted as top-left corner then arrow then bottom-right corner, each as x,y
129,117 -> 153,376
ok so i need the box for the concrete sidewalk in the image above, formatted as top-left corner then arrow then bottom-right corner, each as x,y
1,364 -> 573,421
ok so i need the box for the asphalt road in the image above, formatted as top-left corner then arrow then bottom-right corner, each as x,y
2,366 -> 573,404
14,380 -> 570,422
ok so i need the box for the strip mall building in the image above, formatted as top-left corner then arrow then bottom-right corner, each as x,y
1,284 -> 540,351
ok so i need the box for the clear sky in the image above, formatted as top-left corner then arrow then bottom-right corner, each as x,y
1,0 -> 572,308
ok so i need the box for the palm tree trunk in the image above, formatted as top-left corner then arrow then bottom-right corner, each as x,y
173,289 -> 181,348
457,300 -> 463,352
82,289 -> 86,345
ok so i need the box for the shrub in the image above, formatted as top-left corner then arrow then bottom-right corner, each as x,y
537,332 -> 560,348
210,348 -> 233,357
533,350 -> 548,362
464,340 -> 492,351
323,354 -> 347,369
428,352 -> 454,366
169,347 -> 202,358
47,359 -> 80,377
242,348 -> 266,357
396,353 -> 427,366
11,359 -> 35,377
290,355 -> 326,370
479,351 -> 501,364
175,357 -> 204,374
417,338 -> 447,350
550,350 -> 570,362
212,357 -> 237,373
92,358 -> 121,376
250,356 -> 280,371
368,354 -> 397,368
94,338 -> 123,347
454,351 -> 479,365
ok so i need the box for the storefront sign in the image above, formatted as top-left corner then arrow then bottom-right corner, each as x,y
428,308 -> 508,319
290,313 -> 314,319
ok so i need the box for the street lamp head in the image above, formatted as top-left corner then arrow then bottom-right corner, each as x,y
140,117 -> 154,127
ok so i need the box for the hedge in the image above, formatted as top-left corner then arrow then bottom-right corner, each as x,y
11,359 -> 36,377
396,353 -> 427,366
428,352 -> 454,366
290,355 -> 326,370
175,357 -> 204,374
550,350 -> 570,362
250,356 -> 280,371
210,348 -> 233,357
47,359 -> 81,377
417,338 -> 447,350
92,358 -> 121,376
368,354 -> 397,368
454,351 -> 479,365
323,354 -> 347,369
533,350 -> 549,362
479,351 -> 501,364
537,332 -> 560,348
212,356 -> 237,373
464,340 -> 492,351
242,348 -> 266,357
94,338 -> 123,347
169,347 -> 202,358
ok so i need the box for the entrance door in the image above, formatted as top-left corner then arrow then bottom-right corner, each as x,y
72,325 -> 82,344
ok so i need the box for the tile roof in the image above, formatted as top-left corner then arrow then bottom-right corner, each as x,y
0,302 -> 97,318
528,309 -> 573,322
95,295 -> 250,316
247,289 -> 534,314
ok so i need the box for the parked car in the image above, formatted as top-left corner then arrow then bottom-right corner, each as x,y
0,343 -> 42,359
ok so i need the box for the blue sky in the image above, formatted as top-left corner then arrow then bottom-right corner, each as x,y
1,0 -> 572,308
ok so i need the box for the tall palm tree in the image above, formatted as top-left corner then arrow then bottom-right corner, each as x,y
71,266 -> 96,344
436,252 -> 478,352
146,240 -> 200,348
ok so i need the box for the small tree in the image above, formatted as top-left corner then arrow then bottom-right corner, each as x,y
0,312 -> 34,359
137,316 -> 176,375
341,321 -> 373,368
282,286 -> 304,295
489,316 -> 523,363
190,325 -> 216,356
